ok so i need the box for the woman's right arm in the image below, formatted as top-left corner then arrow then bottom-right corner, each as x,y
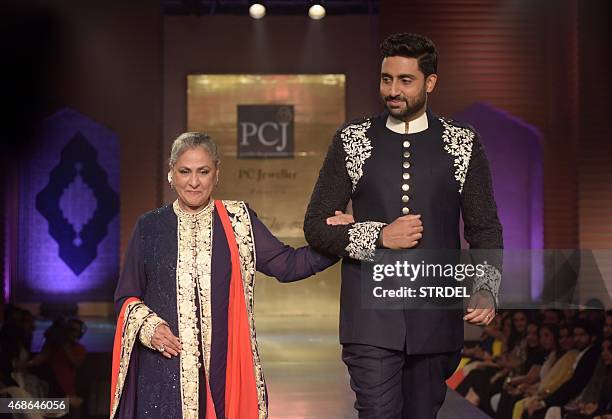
113,218 -> 181,358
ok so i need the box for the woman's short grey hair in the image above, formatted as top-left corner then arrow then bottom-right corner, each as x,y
168,132 -> 220,168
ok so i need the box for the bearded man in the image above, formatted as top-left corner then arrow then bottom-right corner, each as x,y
304,32 -> 503,418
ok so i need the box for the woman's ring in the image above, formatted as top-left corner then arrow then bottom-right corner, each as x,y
158,344 -> 165,353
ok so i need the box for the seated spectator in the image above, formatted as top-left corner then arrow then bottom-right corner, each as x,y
523,321 -> 602,418
555,336 -> 612,419
495,323 -> 562,418
458,312 -> 543,415
464,313 -> 506,361
513,324 -> 580,419
0,306 -> 48,398
458,311 -> 529,403
21,317 -> 87,416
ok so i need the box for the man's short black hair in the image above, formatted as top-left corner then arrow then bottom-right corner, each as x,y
380,33 -> 438,77
573,319 -> 599,338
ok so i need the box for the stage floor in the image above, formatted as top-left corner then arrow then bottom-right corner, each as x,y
256,316 -> 491,419
31,315 -> 490,418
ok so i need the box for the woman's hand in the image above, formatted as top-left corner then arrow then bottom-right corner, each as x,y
151,324 -> 182,359
326,211 -> 355,225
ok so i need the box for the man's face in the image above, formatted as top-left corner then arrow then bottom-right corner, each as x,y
379,56 -> 437,121
572,327 -> 593,351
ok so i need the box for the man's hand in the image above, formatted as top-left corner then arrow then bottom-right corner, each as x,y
326,211 -> 355,225
151,324 -> 182,359
381,215 -> 423,249
464,290 -> 495,326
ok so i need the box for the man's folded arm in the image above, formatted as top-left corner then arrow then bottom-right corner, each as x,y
304,131 -> 385,261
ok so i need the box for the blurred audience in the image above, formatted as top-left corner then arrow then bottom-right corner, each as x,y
0,306 -> 87,418
455,308 -> 611,419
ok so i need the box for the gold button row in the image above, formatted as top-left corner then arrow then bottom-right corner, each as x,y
402,140 -> 411,215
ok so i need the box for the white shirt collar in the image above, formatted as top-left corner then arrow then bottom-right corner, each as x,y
386,111 -> 429,134
573,344 -> 593,370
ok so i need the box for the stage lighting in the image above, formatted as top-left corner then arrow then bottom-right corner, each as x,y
308,3 -> 326,20
249,3 -> 266,19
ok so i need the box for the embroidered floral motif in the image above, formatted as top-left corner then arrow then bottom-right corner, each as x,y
341,119 -> 373,193
111,301 -> 152,419
174,200 -> 214,419
439,117 -> 475,193
223,200 -> 268,419
346,221 -> 386,261
138,314 -> 168,350
472,263 -> 501,307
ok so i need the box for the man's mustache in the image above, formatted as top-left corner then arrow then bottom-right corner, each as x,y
384,95 -> 406,102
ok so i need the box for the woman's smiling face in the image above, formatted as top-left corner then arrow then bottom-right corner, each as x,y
171,146 -> 218,213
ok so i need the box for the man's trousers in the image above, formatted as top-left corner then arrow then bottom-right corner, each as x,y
342,344 -> 462,419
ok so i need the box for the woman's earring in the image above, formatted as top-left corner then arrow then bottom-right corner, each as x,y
167,173 -> 175,190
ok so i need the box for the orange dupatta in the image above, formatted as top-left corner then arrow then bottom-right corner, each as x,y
110,296 -> 139,414
215,200 -> 260,419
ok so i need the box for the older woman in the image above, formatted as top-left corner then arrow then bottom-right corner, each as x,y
110,133 -> 340,419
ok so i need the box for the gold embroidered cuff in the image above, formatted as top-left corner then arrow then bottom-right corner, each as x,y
138,314 -> 168,350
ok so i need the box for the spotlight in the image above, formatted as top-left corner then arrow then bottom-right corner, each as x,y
308,3 -> 326,20
249,3 -> 266,19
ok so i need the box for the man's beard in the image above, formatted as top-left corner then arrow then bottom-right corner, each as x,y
382,87 -> 427,121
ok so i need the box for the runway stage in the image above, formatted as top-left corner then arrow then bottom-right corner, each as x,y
32,315 -> 490,418
257,316 -> 491,419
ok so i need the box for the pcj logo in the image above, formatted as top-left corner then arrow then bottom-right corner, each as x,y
237,105 -> 294,158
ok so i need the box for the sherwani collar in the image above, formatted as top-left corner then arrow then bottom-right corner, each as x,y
385,110 -> 429,134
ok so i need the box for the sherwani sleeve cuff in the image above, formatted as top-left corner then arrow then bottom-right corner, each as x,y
345,222 -> 386,261
472,263 -> 501,309
138,314 -> 168,350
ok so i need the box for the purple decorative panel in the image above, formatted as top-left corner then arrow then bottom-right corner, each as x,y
17,108 -> 119,302
454,102 -> 544,300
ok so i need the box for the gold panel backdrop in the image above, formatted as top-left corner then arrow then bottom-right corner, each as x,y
187,74 -> 345,318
